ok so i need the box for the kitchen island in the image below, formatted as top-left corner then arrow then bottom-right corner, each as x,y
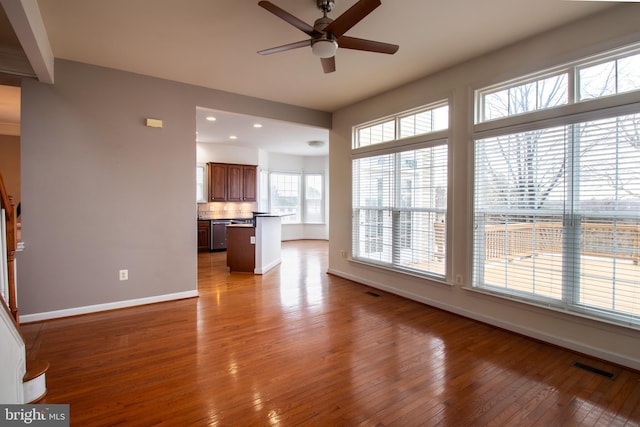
226,214 -> 283,274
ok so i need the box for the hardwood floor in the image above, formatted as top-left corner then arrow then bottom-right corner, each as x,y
21,240 -> 640,426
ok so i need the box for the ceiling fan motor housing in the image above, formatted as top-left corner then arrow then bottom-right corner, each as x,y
317,0 -> 335,13
314,15 -> 333,32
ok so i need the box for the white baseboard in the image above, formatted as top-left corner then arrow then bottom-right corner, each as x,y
20,290 -> 199,323
327,268 -> 640,371
255,259 -> 281,274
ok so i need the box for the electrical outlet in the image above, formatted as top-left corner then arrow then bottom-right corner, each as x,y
119,269 -> 128,281
340,250 -> 347,258
455,274 -> 463,285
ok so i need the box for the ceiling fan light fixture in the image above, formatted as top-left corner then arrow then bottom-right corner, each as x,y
312,39 -> 338,58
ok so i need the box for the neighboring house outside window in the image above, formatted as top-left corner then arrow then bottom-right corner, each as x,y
352,102 -> 449,279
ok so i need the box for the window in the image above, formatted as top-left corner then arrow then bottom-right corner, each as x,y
473,43 -> 640,328
476,45 -> 640,124
398,105 -> 449,139
352,101 -> 449,278
477,73 -> 568,122
196,164 -> 206,202
259,169 -> 269,212
270,173 -> 301,224
354,103 -> 449,148
268,172 -> 325,225
356,119 -> 395,148
304,174 -> 324,224
578,51 -> 640,101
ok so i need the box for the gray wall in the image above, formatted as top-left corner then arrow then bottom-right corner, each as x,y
19,59 -> 330,316
329,5 -> 640,370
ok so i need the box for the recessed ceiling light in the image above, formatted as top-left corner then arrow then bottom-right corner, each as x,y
229,135 -> 237,140
253,123 -> 263,128
206,116 -> 216,122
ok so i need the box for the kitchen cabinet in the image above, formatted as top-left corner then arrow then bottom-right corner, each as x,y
208,163 -> 227,201
225,215 -> 283,274
207,163 -> 257,202
242,166 -> 257,201
197,221 -> 210,252
226,164 -> 243,201
226,225 -> 255,272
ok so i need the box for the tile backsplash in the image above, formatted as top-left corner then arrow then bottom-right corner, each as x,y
197,202 -> 257,219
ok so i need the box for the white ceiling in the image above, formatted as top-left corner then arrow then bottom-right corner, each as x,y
2,0 -> 618,155
196,106 -> 329,156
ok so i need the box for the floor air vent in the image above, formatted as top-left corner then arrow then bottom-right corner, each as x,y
365,291 -> 381,297
572,362 -> 616,379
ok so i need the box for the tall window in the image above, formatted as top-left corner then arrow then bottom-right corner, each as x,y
473,43 -> 640,328
268,172 -> 325,224
304,174 -> 324,223
352,102 -> 449,278
259,169 -> 269,212
196,164 -> 206,202
270,173 -> 301,224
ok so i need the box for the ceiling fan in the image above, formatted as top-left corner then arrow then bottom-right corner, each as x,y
257,0 -> 399,73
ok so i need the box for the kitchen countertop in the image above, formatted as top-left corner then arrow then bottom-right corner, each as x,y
198,218 -> 252,221
198,212 -> 291,221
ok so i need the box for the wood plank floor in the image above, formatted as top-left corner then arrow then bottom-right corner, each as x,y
21,240 -> 640,426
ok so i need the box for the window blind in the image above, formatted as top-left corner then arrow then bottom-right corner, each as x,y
352,143 -> 447,278
474,112 -> 640,327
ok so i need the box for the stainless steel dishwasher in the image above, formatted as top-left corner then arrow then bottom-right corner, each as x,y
210,220 -> 231,251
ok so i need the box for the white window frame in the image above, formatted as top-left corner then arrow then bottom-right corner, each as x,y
267,171 -> 326,225
475,43 -> 640,127
351,100 -> 450,280
269,172 -> 302,224
303,173 -> 325,224
472,42 -> 640,329
354,101 -> 449,150
196,163 -> 206,203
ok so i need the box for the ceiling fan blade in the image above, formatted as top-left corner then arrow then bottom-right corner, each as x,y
338,36 -> 398,54
258,40 -> 311,55
321,56 -> 336,73
258,1 -> 320,36
323,0 -> 381,38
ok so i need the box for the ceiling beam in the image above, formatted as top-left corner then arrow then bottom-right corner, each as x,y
0,0 -> 54,84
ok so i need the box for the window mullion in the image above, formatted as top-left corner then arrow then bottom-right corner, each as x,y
568,66 -> 577,105
562,124 -> 580,306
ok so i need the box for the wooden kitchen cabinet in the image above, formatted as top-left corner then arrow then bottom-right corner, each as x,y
207,163 -> 257,202
226,225 -> 255,272
208,163 -> 227,201
198,221 -> 210,252
242,166 -> 257,201
226,164 -> 243,201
